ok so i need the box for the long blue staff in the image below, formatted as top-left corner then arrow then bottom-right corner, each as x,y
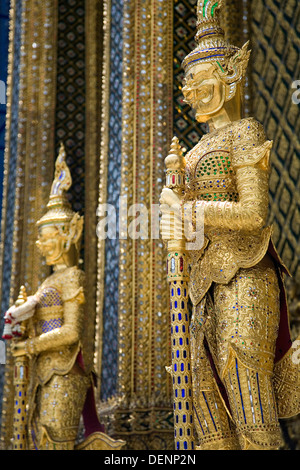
164,137 -> 195,450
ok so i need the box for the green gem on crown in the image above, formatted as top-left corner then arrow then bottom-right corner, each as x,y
203,0 -> 219,18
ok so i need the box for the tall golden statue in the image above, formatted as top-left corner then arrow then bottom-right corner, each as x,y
160,0 -> 300,451
3,144 -> 124,451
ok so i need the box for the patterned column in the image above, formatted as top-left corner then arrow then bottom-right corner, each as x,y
250,0 -> 300,450
95,0 -> 124,401
85,0 -> 104,380
54,0 -> 100,375
251,0 -> 300,283
0,1 -> 10,212
111,0 -> 174,450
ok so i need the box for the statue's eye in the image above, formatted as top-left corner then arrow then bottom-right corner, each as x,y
198,86 -> 210,100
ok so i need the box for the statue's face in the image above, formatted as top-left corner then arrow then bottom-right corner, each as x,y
36,225 -> 65,265
182,63 -> 226,122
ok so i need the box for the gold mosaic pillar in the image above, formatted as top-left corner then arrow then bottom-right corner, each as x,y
250,0 -> 300,283
94,0 -> 109,396
84,0 -> 104,382
111,0 -> 175,450
250,0 -> 300,449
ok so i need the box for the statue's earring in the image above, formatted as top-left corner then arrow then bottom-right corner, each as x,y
64,238 -> 71,253
225,82 -> 237,102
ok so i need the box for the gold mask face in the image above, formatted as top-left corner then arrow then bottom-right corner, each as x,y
36,225 -> 65,265
182,63 -> 226,123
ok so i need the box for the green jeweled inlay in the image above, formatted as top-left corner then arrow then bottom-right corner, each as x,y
203,0 -> 210,17
216,60 -> 225,73
199,192 -> 238,202
211,2 -> 219,17
196,156 -> 232,177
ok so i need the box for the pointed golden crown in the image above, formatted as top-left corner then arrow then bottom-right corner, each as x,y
182,0 -> 248,79
37,143 -> 74,227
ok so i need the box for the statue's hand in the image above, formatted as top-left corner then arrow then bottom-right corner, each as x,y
160,204 -> 175,240
159,189 -> 183,241
6,295 -> 39,325
11,341 -> 27,357
159,188 -> 182,208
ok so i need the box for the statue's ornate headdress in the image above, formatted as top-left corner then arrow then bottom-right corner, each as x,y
182,0 -> 250,89
37,143 -> 74,227
37,143 -> 83,253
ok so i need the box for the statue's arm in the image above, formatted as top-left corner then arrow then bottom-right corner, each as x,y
193,159 -> 269,231
28,296 -> 84,355
26,269 -> 85,355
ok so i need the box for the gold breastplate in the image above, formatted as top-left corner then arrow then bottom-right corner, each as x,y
185,131 -> 238,202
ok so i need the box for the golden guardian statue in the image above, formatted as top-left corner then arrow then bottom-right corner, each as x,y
160,0 -> 300,451
3,144 -> 124,451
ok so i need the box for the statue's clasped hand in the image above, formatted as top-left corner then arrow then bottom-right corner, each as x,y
5,294 -> 39,326
3,294 -> 39,342
159,187 -> 182,208
159,188 -> 184,241
11,340 -> 27,357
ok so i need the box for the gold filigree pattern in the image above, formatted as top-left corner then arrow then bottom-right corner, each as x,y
9,0 -> 58,299
119,1 -> 172,434
190,257 -> 285,450
273,343 -> 300,419
75,432 -> 125,451
29,373 -> 91,450
86,0 -> 105,387
29,267 -> 85,385
95,0 -> 110,396
190,300 -> 240,450
223,358 -> 283,450
210,256 -> 281,376
115,0 -> 174,449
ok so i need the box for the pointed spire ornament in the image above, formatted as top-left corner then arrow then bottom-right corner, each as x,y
165,136 -> 185,171
2,286 -> 28,340
15,286 -> 28,307
48,142 -> 72,205
165,137 -> 185,195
